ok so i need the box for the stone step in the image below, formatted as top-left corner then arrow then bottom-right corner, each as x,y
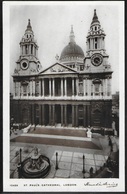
29,126 -> 87,138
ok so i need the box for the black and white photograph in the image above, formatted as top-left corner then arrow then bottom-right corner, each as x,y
3,1 -> 124,192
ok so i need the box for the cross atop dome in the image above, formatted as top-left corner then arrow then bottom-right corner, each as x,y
70,25 -> 75,43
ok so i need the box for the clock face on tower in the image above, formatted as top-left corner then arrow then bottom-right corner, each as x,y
20,60 -> 29,70
91,54 -> 103,66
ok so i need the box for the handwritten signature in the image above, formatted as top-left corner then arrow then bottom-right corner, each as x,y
84,182 -> 118,188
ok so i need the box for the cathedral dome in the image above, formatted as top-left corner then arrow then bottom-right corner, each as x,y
60,26 -> 84,62
60,42 -> 84,60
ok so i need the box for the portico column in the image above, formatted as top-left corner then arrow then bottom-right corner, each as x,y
76,78 -> 78,96
87,105 -> 91,126
64,105 -> 67,126
72,105 -> 75,127
76,105 -> 78,127
49,78 -> 51,97
18,82 -> 20,97
53,105 -> 55,125
32,104 -> 35,124
33,80 -> 35,96
85,78 -> 87,96
87,79 -> 90,96
64,78 -> 67,96
53,78 -> 55,96
39,104 -> 41,125
72,78 -> 74,96
108,78 -> 111,96
42,105 -> 45,125
49,105 -> 52,125
61,105 -> 63,126
61,78 -> 63,96
39,80 -> 41,96
42,79 -> 45,97
83,105 -> 86,127
30,81 -> 32,96
83,79 -> 85,96
14,82 -> 16,97
105,78 -> 107,96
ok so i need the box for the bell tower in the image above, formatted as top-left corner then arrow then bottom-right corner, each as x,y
84,9 -> 110,71
14,19 -> 42,76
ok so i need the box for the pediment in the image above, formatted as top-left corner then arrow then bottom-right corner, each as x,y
39,63 -> 77,75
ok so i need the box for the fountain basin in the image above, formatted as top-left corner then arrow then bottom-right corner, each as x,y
21,155 -> 51,178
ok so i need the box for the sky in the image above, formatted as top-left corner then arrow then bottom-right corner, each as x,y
8,1 -> 124,94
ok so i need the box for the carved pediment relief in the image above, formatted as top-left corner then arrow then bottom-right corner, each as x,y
41,63 -> 77,75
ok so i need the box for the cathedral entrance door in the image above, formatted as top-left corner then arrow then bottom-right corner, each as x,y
67,105 -> 72,125
22,108 -> 28,124
92,109 -> 101,127
55,105 -> 61,124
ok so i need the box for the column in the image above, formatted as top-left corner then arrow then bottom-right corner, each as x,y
87,105 -> 90,126
64,105 -> 67,126
49,105 -> 52,125
72,78 -> 74,96
32,104 -> 35,124
29,81 -> 32,96
61,105 -> 63,126
42,79 -> 45,96
52,78 -> 55,96
39,80 -> 41,96
76,78 -> 78,96
33,80 -> 35,96
18,82 -> 20,97
72,105 -> 75,127
83,79 -> 85,96
61,78 -> 63,96
64,78 -> 67,96
39,104 -> 41,125
105,78 -> 107,96
85,78 -> 87,95
42,104 -> 45,125
76,105 -> 78,127
83,105 -> 86,127
13,82 -> 16,97
87,79 -> 90,96
109,78 -> 111,96
53,105 -> 55,125
49,78 -> 51,97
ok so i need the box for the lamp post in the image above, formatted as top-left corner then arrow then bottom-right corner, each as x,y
82,155 -> 85,174
55,152 -> 58,170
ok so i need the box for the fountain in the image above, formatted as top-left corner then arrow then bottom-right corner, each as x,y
19,147 -> 51,178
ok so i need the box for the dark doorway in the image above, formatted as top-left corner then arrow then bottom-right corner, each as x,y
44,104 -> 49,125
55,105 -> 61,123
22,108 -> 28,124
92,109 -> 101,127
78,105 -> 84,127
67,105 -> 72,124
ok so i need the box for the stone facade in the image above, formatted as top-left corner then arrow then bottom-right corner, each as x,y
11,10 -> 113,128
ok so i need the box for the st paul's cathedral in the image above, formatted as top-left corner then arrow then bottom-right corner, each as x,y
11,10 -> 113,129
